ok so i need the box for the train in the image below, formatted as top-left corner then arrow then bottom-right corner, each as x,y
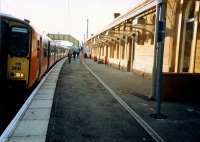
0,13 -> 69,89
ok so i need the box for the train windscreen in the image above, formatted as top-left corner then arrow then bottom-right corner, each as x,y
9,27 -> 29,57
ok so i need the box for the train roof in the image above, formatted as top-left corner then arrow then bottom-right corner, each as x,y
0,12 -> 52,40
0,12 -> 13,18
0,12 -> 31,26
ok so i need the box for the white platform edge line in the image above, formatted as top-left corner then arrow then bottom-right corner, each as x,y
83,62 -> 166,142
0,58 -> 66,142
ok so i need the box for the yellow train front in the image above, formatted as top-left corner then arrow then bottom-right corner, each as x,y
0,13 -> 68,89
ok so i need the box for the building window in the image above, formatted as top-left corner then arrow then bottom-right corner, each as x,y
181,1 -> 195,72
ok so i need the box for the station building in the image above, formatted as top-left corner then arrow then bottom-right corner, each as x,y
86,0 -> 200,100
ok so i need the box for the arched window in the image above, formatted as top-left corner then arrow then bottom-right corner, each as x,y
181,1 -> 195,72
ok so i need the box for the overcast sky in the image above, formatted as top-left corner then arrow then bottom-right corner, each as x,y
1,0 -> 140,42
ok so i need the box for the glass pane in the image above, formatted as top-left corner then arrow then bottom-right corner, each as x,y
9,27 -> 29,57
188,2 -> 195,19
183,22 -> 194,72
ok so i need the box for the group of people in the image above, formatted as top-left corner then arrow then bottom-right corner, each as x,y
68,48 -> 81,63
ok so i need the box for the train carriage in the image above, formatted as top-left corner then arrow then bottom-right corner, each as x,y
0,13 -> 68,89
0,14 -> 33,88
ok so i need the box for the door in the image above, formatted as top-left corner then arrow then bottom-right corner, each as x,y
0,19 -> 10,83
47,41 -> 50,69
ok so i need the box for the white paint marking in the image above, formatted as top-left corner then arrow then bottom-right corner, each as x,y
83,62 -> 166,142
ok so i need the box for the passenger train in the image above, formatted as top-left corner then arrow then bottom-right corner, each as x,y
0,13 -> 68,89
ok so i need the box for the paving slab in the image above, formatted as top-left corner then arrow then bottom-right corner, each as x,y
23,108 -> 51,120
36,89 -> 55,95
34,94 -> 54,100
29,100 -> 53,109
8,136 -> 46,142
12,120 -> 48,137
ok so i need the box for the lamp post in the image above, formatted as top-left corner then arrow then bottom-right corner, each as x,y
150,0 -> 167,119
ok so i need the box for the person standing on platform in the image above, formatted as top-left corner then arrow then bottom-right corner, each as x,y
73,50 -> 76,60
68,49 -> 73,63
80,48 -> 83,64
76,48 -> 80,58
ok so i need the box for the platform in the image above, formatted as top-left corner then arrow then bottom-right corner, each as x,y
4,58 -> 200,142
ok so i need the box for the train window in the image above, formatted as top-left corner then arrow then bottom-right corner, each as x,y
50,47 -> 55,56
9,27 -> 29,57
54,48 -> 57,55
44,42 -> 48,57
11,27 -> 28,33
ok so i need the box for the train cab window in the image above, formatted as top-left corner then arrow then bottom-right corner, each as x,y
9,27 -> 29,57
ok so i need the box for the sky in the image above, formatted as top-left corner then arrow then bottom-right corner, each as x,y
0,0 -> 140,42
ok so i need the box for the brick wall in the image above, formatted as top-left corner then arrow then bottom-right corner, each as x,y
133,45 -> 154,74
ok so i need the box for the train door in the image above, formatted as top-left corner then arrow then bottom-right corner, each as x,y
47,41 -> 50,69
39,37 -> 42,78
0,18 -> 9,84
37,37 -> 42,79
53,45 -> 57,63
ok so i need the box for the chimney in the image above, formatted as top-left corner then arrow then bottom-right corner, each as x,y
114,13 -> 120,19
